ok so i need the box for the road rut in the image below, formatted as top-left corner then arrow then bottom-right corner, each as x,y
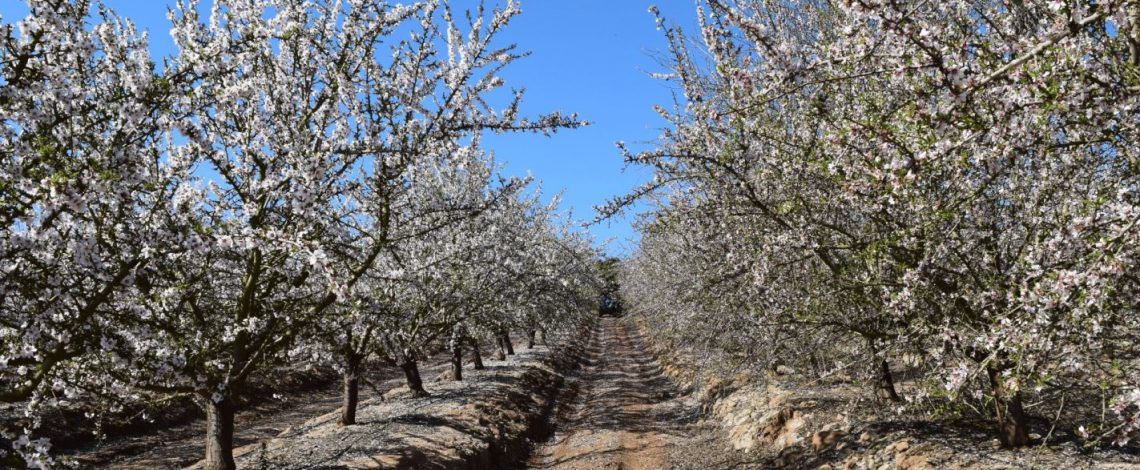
528,317 -> 740,469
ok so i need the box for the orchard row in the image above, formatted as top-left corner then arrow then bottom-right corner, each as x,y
615,0 -> 1140,452
0,1 -> 598,468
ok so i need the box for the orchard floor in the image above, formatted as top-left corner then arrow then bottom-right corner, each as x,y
527,317 -> 753,470
52,316 -> 1140,469
72,357 -> 452,469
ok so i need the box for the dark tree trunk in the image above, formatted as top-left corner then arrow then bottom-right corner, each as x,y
502,329 -> 514,355
874,358 -> 902,402
340,353 -> 362,425
495,336 -> 506,361
470,337 -> 485,369
400,355 -> 429,397
988,366 -> 1030,447
809,352 -> 823,378
527,330 -> 536,349
451,339 -> 463,381
203,395 -> 237,470
867,338 -> 901,402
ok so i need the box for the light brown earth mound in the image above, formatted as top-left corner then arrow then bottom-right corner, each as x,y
641,319 -> 1140,469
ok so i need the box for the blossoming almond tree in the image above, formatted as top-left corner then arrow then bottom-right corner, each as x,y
299,0 -> 587,424
812,0 -> 1140,446
0,0 -> 186,465
86,0 -> 580,468
610,0 -> 911,402
85,2 -> 414,467
321,141 -> 531,414
357,184 -> 597,397
616,0 -> 1140,448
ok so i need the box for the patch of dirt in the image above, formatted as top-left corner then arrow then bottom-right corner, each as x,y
527,317 -> 751,469
2,364 -> 338,461
67,358 -> 448,469
215,340 -> 580,470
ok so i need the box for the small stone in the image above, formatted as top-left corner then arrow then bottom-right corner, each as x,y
859,432 -> 872,443
898,454 -> 932,470
812,430 -> 847,452
891,439 -> 909,452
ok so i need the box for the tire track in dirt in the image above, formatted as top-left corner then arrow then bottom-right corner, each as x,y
528,317 -> 705,470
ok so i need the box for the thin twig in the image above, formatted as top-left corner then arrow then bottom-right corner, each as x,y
1043,393 -> 1065,446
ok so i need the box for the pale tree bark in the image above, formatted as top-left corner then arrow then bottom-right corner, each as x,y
874,358 -> 902,402
495,336 -> 507,360
868,339 -> 902,402
450,332 -> 463,381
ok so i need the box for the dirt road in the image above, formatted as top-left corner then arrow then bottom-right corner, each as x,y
528,317 -> 747,470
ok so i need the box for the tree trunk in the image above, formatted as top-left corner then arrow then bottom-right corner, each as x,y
470,337 -> 484,370
400,355 -> 429,397
495,336 -> 506,360
340,353 -> 361,426
502,329 -> 515,355
203,395 -> 237,470
867,338 -> 901,402
527,330 -> 536,349
451,338 -> 463,381
874,358 -> 902,402
988,366 -> 1030,447
809,352 -> 822,378
538,329 -> 547,346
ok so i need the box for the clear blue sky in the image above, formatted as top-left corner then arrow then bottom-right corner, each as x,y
1,1 -> 702,257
